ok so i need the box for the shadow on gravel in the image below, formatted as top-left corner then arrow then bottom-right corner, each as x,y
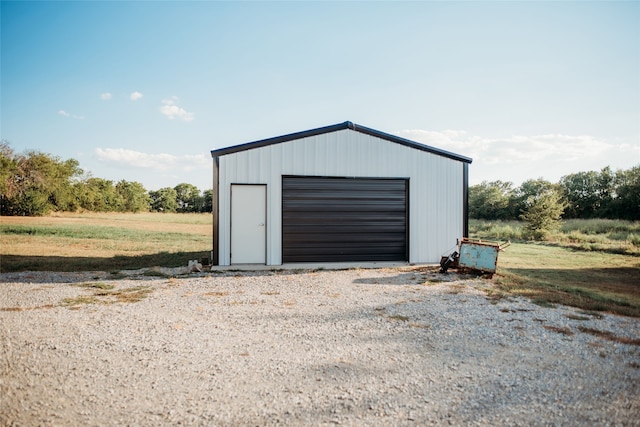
352,272 -> 425,286
241,304 -> 444,423
504,267 -> 640,296
0,252 -> 211,274
352,271 -> 479,286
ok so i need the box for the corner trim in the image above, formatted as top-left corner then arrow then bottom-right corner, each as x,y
212,156 -> 220,266
463,163 -> 469,238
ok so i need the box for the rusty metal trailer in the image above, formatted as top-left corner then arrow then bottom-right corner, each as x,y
440,238 -> 510,276
458,238 -> 510,276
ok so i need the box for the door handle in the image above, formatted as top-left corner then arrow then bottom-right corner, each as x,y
259,223 -> 265,226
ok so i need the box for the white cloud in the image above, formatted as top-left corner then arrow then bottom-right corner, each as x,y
159,97 -> 194,121
100,92 -> 112,100
130,91 -> 144,101
95,148 -> 209,171
397,129 -> 639,185
58,110 -> 84,120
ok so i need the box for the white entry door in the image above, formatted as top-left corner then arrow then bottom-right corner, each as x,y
231,185 -> 266,264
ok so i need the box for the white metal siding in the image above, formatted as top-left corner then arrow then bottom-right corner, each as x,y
216,129 -> 463,265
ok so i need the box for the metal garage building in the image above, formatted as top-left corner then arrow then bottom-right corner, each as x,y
210,121 -> 472,266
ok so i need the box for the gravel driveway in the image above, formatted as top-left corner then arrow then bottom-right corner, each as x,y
1,267 -> 639,426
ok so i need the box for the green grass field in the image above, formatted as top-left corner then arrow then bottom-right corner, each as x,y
1,214 -> 638,317
470,219 -> 640,317
0,212 -> 212,272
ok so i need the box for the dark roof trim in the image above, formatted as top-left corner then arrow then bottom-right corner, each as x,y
210,121 -> 473,164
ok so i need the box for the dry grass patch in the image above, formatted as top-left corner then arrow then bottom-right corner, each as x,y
578,326 -> 640,346
446,283 -> 466,295
204,291 -> 230,297
387,314 -> 410,322
61,284 -> 153,307
564,314 -> 591,321
73,282 -> 115,290
543,325 -> 574,336
111,286 -> 152,303
409,322 -> 429,329
577,310 -> 605,319
61,295 -> 102,307
1,304 -> 56,312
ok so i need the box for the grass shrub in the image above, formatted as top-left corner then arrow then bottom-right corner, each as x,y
560,219 -> 640,235
469,220 -> 523,241
471,218 -> 640,255
557,219 -> 640,255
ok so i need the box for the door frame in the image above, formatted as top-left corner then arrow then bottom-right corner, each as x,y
230,184 -> 267,264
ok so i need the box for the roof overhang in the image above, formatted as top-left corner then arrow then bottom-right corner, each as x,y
210,121 -> 473,164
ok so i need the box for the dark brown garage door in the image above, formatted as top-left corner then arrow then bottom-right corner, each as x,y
282,176 -> 408,263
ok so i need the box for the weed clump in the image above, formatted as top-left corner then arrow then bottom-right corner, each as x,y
61,284 -> 153,308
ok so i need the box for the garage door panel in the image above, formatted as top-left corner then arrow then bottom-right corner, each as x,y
284,252 -> 405,263
282,214 -> 406,224
284,225 -> 405,233
283,232 -> 406,242
284,243 -> 406,252
282,176 -> 408,263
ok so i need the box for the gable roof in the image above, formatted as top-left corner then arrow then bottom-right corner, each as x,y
210,121 -> 473,164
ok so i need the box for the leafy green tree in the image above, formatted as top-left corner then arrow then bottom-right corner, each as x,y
4,188 -> 50,216
116,180 -> 151,212
202,189 -> 213,213
559,171 -> 601,218
78,178 -> 122,212
559,167 -> 620,219
0,140 -> 18,198
0,146 -> 83,215
174,183 -> 202,213
149,187 -> 178,212
47,158 -> 83,211
611,165 -> 640,220
510,179 -> 555,219
468,180 -> 514,220
596,166 -> 615,217
519,187 -> 566,240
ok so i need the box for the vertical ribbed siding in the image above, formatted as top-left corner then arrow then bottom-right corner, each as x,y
216,129 -> 464,266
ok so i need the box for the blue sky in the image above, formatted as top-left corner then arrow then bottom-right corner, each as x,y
2,1 -> 639,191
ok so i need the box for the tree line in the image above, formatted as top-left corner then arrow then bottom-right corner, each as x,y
0,142 -> 212,216
2,142 -> 638,226
469,165 -> 640,223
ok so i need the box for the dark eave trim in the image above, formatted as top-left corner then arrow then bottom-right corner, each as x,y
212,156 -> 220,266
210,121 -> 473,164
463,163 -> 469,238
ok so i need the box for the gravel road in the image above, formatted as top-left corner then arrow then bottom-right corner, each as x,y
1,267 -> 639,426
